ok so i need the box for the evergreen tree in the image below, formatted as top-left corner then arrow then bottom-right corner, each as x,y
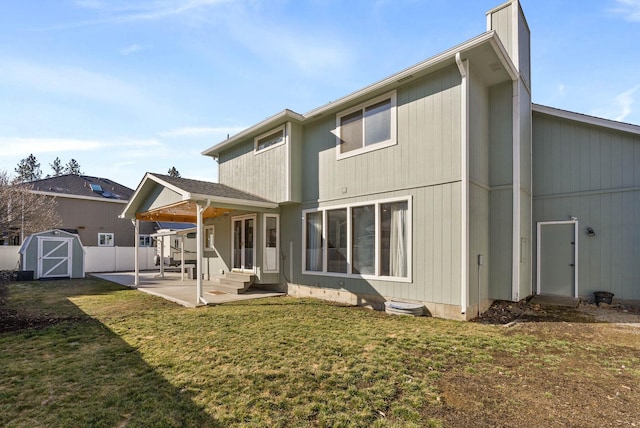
167,166 -> 181,178
50,157 -> 64,177
14,154 -> 42,183
64,159 -> 83,175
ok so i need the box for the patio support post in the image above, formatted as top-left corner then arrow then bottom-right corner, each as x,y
160,236 -> 165,278
196,202 -> 204,303
181,236 -> 185,281
133,219 -> 140,287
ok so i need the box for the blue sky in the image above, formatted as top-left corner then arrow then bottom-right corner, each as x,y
1,0 -> 639,189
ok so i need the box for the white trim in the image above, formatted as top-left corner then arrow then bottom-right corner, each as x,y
335,90 -> 397,160
98,232 -> 114,247
29,190 -> 128,204
512,80 -> 521,302
204,225 -> 215,251
254,124 -> 286,154
262,213 -> 279,273
536,220 -> 578,298
455,53 -> 469,314
301,196 -> 412,282
187,193 -> 278,209
286,122 -> 292,202
37,236 -> 73,279
532,104 -> 640,136
231,214 -> 257,274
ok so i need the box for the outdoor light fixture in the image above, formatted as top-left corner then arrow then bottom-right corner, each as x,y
587,227 -> 595,237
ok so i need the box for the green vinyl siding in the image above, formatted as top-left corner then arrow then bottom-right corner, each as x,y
218,123 -> 299,203
532,111 -> 640,300
306,65 -> 462,204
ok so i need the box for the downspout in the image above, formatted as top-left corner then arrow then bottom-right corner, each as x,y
455,52 -> 470,316
196,199 -> 211,304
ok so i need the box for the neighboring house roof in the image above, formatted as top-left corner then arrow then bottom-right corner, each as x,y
121,173 -> 278,222
24,174 -> 133,202
202,30 -> 517,157
532,104 -> 640,136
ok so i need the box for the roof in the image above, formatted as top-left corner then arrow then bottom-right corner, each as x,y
152,173 -> 273,204
202,30 -> 517,157
120,173 -> 278,221
533,104 -> 640,136
24,174 -> 133,201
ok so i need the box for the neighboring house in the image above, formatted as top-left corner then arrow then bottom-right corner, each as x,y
122,0 -> 640,319
27,174 -> 155,247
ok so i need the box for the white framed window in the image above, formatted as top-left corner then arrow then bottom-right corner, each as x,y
98,232 -> 114,247
302,196 -> 411,281
139,235 -> 152,247
336,91 -> 397,159
254,125 -> 286,154
263,214 -> 279,273
204,225 -> 215,250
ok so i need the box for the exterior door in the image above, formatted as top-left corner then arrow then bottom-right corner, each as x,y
537,221 -> 578,297
232,215 -> 256,272
37,237 -> 72,279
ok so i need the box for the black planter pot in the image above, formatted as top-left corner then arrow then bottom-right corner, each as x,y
593,291 -> 614,306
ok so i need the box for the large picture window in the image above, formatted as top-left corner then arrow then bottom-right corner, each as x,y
336,91 -> 397,159
302,197 -> 411,281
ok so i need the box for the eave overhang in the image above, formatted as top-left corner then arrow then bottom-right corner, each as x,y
203,31 -> 517,159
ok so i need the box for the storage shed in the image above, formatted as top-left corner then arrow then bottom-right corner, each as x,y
19,230 -> 85,279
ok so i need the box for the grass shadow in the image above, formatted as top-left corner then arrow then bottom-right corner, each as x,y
0,278 -> 220,427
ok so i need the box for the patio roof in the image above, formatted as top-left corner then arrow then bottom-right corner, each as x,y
120,173 -> 278,223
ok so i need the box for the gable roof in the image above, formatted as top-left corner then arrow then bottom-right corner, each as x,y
533,104 -> 640,136
120,173 -> 277,222
24,174 -> 133,201
202,30 -> 517,158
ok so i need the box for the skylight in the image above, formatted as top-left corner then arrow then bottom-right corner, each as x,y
90,183 -> 103,192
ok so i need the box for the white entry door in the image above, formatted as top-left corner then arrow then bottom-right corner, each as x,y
37,237 -> 73,279
232,215 -> 256,273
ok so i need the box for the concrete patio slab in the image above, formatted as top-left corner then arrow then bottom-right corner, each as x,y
91,271 -> 285,308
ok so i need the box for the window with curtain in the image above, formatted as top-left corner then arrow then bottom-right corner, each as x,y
303,198 -> 409,280
380,201 -> 408,277
305,211 -> 323,271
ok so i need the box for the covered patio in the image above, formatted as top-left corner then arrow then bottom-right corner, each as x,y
92,271 -> 285,307
119,173 -> 280,305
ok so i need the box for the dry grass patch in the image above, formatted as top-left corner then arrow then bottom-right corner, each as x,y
1,279 -> 640,427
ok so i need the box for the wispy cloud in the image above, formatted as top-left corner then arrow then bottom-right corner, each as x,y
74,0 -> 235,23
119,44 -> 146,55
159,126 -> 245,138
0,138 -> 106,157
0,59 -> 147,107
592,85 -> 639,122
611,0 -> 640,21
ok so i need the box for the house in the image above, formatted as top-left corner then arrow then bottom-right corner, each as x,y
121,0 -> 640,319
26,174 -> 156,248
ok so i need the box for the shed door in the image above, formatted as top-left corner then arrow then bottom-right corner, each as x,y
38,237 -> 73,279
537,222 -> 577,298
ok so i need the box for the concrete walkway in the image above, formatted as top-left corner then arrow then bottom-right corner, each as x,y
91,271 -> 285,308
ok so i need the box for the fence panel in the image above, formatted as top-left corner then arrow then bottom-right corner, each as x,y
0,246 -> 155,273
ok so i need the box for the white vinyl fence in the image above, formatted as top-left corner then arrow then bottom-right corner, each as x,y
0,246 -> 156,273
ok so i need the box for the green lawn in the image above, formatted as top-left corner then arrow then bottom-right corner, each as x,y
1,279 -> 639,427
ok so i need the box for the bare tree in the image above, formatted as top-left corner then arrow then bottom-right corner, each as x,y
0,171 -> 61,244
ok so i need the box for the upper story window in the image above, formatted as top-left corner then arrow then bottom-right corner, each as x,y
254,125 -> 286,154
336,91 -> 397,159
139,235 -> 152,247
